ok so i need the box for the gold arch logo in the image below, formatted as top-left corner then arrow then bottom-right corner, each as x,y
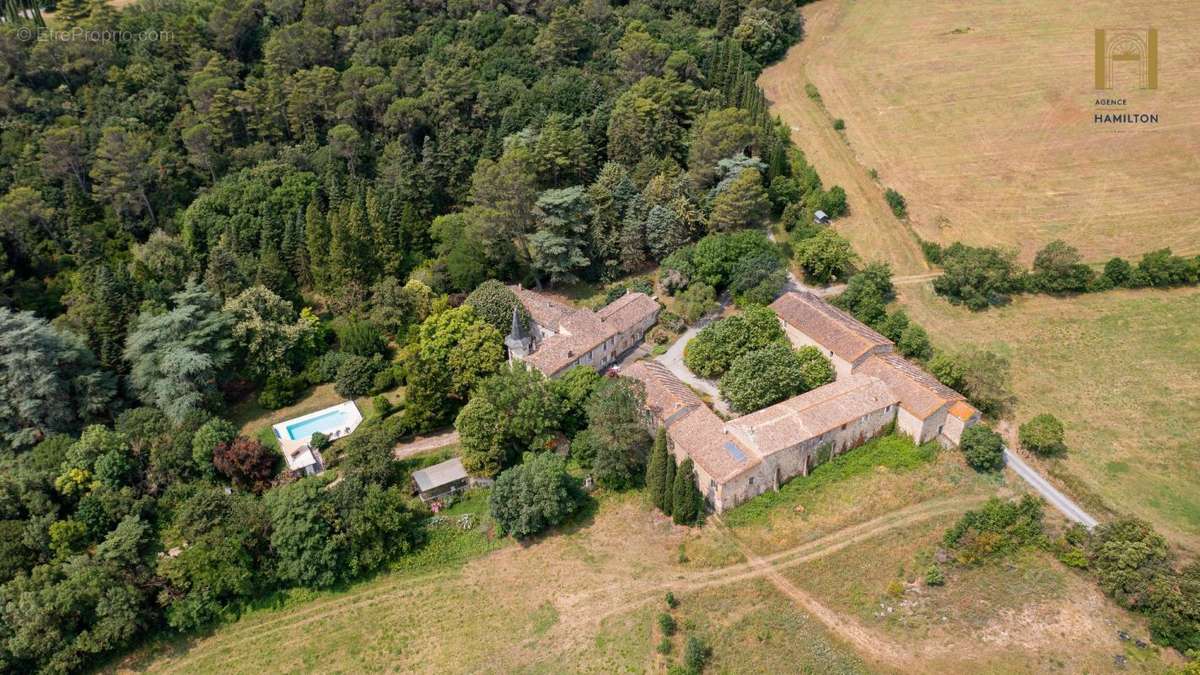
1095,28 -> 1158,90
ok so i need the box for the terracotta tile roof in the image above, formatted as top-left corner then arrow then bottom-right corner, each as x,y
853,353 -> 965,419
622,361 -> 759,483
726,374 -> 898,456
513,288 -> 659,377
948,400 -> 979,421
597,292 -> 660,333
770,291 -> 893,363
510,286 -> 576,329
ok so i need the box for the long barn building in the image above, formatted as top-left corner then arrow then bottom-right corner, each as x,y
625,291 -> 980,513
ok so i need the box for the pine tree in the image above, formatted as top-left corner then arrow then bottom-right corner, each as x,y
709,168 -> 769,231
370,188 -> 404,278
645,427 -> 670,512
55,0 -> 91,25
672,458 -> 702,525
304,200 -> 329,290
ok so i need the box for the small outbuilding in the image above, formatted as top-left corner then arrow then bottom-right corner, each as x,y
412,457 -> 470,503
814,210 -> 830,224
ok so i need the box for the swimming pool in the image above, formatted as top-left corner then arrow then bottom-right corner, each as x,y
286,409 -> 350,440
273,401 -> 364,444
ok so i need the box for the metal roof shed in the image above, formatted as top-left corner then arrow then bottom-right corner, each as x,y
412,457 -> 469,502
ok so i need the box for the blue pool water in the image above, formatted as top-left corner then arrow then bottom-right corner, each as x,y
286,410 -> 349,441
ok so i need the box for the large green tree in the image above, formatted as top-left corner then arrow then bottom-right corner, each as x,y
489,453 -> 583,539
456,364 -> 566,477
0,309 -> 115,451
124,283 -> 234,424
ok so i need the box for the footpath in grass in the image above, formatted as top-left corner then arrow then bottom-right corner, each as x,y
722,433 -> 939,528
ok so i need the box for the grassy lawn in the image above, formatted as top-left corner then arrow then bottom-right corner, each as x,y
696,433 -> 998,559
900,284 -> 1200,550
227,383 -> 405,451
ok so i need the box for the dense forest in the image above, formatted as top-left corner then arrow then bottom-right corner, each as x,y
0,0 -> 828,671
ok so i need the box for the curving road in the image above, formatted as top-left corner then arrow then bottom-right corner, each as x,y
1004,447 -> 1098,528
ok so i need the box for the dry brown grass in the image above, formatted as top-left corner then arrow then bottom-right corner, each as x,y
900,284 -> 1200,550
764,0 -> 1200,265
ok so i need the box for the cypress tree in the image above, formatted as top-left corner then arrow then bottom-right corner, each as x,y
645,427 -> 669,511
672,458 -> 702,525
663,452 -> 676,516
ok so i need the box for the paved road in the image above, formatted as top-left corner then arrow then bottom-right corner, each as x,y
655,305 -> 732,416
1004,447 -> 1099,529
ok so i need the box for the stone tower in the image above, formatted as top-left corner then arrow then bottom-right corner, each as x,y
504,305 -> 531,361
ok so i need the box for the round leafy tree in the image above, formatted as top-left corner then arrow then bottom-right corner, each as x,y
719,344 -> 833,413
960,424 -> 1006,473
489,453 -> 583,539
683,305 -> 784,379
1018,413 -> 1066,457
720,344 -> 805,413
465,279 -> 529,334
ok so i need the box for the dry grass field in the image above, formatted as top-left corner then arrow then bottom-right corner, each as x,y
901,285 -> 1200,551
119,436 -> 1170,674
763,0 -> 1200,266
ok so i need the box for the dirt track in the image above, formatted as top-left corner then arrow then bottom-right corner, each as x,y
759,1 -> 929,276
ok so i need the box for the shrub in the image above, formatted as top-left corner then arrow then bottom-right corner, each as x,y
658,612 -> 677,636
1019,414 -> 1066,457
665,591 -> 678,608
804,83 -> 820,100
656,637 -> 673,655
884,188 -> 907,218
943,495 -> 1044,565
336,320 -> 387,357
658,311 -> 685,333
335,354 -> 384,398
306,350 -> 347,384
676,282 -> 718,324
309,431 -> 331,451
257,372 -> 306,409
924,565 -> 945,586
684,636 -> 711,673
960,424 -> 1005,472
372,395 -> 394,418
919,239 -> 944,265
832,118 -> 845,130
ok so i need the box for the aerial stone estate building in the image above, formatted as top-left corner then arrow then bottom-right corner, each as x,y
625,291 -> 980,513
506,286 -> 660,377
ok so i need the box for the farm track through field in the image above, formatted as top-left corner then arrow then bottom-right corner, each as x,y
546,495 -> 985,658
149,496 -> 982,672
759,3 -> 929,276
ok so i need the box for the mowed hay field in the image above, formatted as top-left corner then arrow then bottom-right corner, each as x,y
767,0 -> 1200,264
901,285 -> 1200,550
